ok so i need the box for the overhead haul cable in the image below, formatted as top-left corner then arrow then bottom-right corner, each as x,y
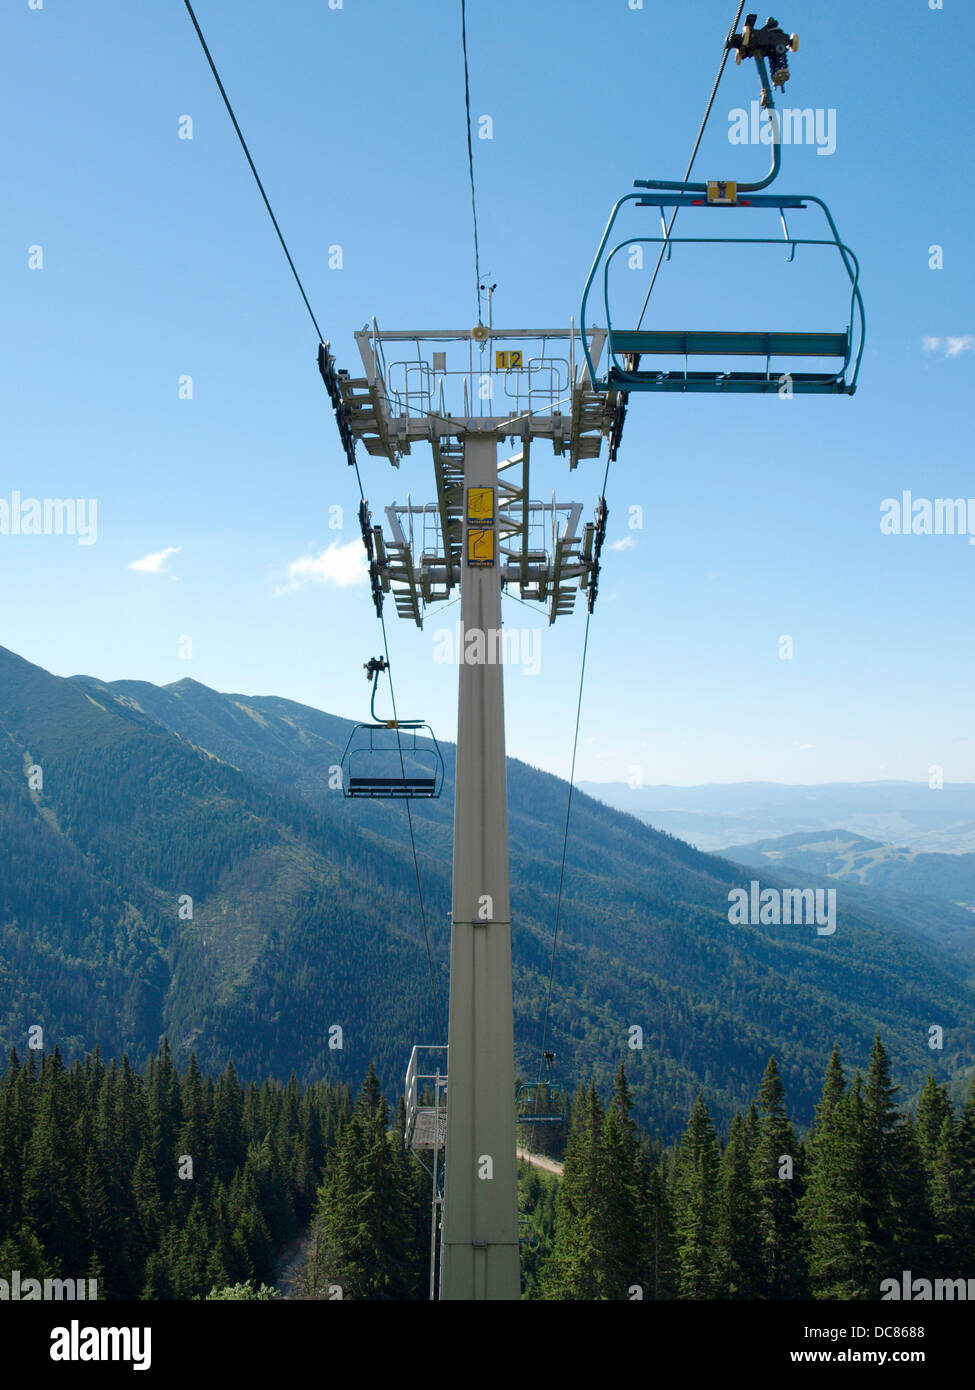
635,0 -> 746,329
537,2 -> 749,1081
460,0 -> 484,326
182,0 -> 443,1042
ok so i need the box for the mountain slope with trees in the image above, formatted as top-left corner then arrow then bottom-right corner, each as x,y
1,643 -> 973,1140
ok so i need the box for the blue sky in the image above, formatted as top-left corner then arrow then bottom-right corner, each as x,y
2,0 -> 972,785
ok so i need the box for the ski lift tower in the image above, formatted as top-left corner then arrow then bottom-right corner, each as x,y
320,321 -> 620,1300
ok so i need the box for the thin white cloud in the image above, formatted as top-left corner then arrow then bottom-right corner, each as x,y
609,536 -> 636,551
128,546 -> 180,574
923,335 -> 975,358
275,538 -> 367,595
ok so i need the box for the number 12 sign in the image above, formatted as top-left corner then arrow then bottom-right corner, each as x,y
495,350 -> 523,370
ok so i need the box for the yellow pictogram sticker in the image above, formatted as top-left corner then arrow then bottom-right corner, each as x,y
467,486 -> 495,524
707,180 -> 738,204
467,528 -> 495,566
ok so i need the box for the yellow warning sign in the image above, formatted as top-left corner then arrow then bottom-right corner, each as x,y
467,528 -> 495,567
467,486 -> 495,524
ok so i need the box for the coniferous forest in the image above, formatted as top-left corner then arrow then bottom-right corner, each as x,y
2,1035 -> 972,1301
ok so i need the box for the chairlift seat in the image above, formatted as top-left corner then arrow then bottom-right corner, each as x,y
605,370 -> 851,394
580,189 -> 864,397
609,329 -> 850,358
515,1081 -> 566,1124
347,774 -> 438,798
341,719 -> 445,800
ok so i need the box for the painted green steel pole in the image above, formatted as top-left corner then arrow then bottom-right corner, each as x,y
440,431 -> 521,1300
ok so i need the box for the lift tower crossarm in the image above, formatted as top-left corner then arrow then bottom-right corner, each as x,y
337,325 -> 618,466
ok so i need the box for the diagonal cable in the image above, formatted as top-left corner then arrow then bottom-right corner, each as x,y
183,0 -> 325,342
635,1 -> 746,330
183,1 -> 443,1043
460,0 -> 484,325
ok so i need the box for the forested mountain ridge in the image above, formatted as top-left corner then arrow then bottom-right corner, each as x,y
1,643 -> 973,1140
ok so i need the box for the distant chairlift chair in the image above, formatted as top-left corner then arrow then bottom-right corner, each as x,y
516,1053 -> 566,1125
341,656 -> 445,800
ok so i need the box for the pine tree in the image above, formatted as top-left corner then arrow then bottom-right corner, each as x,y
954,1076 -> 975,1267
394,1095 -> 430,1299
914,1075 -> 951,1172
752,1057 -> 804,1297
213,1062 -> 246,1181
145,1040 -> 181,1203
313,1064 -> 418,1299
0,1050 -> 28,1241
801,1071 -> 871,1297
597,1063 -> 650,1298
78,1127 -> 117,1294
22,1049 -> 83,1269
176,1054 -> 213,1208
913,1075 -> 956,1272
862,1035 -> 929,1285
814,1044 -> 845,1136
540,1084 -> 605,1299
0,1225 -> 50,1282
893,1113 -> 936,1275
646,1161 -> 678,1300
928,1113 -> 958,1245
671,1092 -> 719,1298
713,1112 -> 761,1298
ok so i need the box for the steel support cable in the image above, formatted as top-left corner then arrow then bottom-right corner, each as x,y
536,7 -> 746,1085
183,1 -> 325,343
460,0 -> 484,325
635,0 -> 746,330
508,436 -> 614,1083
378,607 -> 445,1044
536,605 -> 591,1075
534,412 -> 611,1075
182,0 -> 443,1043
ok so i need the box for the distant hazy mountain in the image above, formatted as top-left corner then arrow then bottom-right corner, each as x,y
723,828 -> 975,918
578,781 -> 975,854
2,644 -> 973,1140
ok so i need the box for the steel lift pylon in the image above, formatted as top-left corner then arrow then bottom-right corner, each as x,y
321,324 -> 619,1299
